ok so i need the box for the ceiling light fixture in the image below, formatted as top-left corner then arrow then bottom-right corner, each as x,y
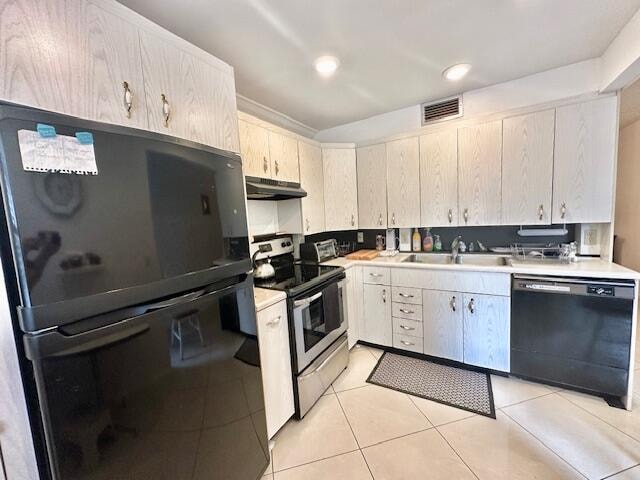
314,56 -> 339,76
442,63 -> 471,81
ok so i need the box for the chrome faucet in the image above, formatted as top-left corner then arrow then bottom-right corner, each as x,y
451,236 -> 463,264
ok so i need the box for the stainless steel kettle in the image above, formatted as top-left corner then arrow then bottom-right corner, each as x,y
252,251 -> 275,279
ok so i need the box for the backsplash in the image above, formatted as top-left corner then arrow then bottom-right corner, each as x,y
304,225 -> 576,252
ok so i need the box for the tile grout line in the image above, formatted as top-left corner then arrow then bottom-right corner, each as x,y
500,406 -> 590,480
600,462 -> 640,479
271,448 -> 361,476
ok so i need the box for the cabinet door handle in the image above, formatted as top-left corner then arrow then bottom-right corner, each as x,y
351,214 -> 355,227
448,208 -> 453,224
122,81 -> 133,118
398,292 -> 414,298
275,160 -> 280,176
400,340 -> 415,346
538,204 -> 544,221
450,295 -> 456,312
391,213 -> 396,225
463,208 -> 469,224
305,218 -> 310,231
468,298 -> 475,314
399,325 -> 415,331
399,308 -> 414,314
379,213 -> 383,226
161,93 -> 171,127
560,202 -> 567,219
266,315 -> 281,327
382,288 -> 386,303
263,156 -> 268,173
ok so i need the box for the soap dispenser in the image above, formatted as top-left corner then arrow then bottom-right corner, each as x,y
422,228 -> 434,252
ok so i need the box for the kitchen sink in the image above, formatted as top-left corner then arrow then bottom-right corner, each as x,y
402,253 -> 509,266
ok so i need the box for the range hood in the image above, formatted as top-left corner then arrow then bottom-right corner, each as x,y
245,176 -> 307,200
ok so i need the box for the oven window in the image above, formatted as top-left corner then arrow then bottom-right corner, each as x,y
302,297 -> 326,352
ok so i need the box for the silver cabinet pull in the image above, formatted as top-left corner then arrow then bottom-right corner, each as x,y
450,295 -> 456,312
448,208 -> 453,224
399,325 -> 415,331
161,93 -> 171,127
266,315 -> 281,327
538,204 -> 544,221
463,208 -> 469,224
399,308 -> 414,314
378,213 -> 383,226
305,218 -> 310,231
122,81 -> 133,118
351,214 -> 355,227
274,160 -> 280,176
382,288 -> 386,303
468,298 -> 475,314
391,213 -> 395,225
560,202 -> 567,219
400,340 -> 415,346
369,272 -> 383,277
398,292 -> 414,298
263,156 -> 268,173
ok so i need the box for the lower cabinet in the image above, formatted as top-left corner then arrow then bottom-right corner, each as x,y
362,283 -> 392,346
422,290 -> 463,362
346,266 -> 364,349
256,299 -> 294,438
462,293 -> 510,371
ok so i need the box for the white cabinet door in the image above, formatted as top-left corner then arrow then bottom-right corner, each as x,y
386,137 -> 420,227
422,290 -> 463,362
80,3 -> 147,128
269,131 -> 299,183
458,121 -> 502,226
462,293 -> 510,372
299,141 -> 325,234
357,144 -> 387,228
553,97 -> 617,223
420,130 -> 458,227
239,120 -> 271,178
256,299 -> 294,438
323,148 -> 358,231
502,110 -> 555,225
362,284 -> 392,346
346,266 -> 363,349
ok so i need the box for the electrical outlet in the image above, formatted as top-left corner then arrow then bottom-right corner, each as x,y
357,231 -> 364,243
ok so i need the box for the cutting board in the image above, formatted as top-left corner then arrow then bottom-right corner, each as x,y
345,249 -> 379,260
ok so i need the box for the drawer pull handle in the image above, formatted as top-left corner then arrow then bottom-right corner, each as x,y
398,293 -> 414,298
399,308 -> 414,314
369,273 -> 383,277
123,81 -> 133,118
400,325 -> 415,331
400,340 -> 415,346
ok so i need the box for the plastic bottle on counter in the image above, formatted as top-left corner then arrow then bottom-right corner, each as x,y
434,234 -> 442,252
412,228 -> 422,252
422,228 -> 433,252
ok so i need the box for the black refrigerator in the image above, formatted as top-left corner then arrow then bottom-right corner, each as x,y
0,103 -> 269,480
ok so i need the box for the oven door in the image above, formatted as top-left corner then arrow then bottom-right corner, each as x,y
292,278 -> 348,373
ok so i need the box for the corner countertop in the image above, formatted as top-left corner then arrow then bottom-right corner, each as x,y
322,253 -> 640,280
254,287 -> 287,312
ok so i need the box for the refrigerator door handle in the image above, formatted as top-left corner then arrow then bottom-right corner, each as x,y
52,323 -> 150,357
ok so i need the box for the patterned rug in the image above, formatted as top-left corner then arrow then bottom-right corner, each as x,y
367,351 -> 496,418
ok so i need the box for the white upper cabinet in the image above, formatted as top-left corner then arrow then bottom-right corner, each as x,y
357,144 -> 387,229
323,148 -> 358,231
552,96 -> 617,223
299,141 -> 325,234
458,121 -> 502,226
386,137 -> 420,228
420,130 -> 458,227
239,119 -> 271,177
502,110 -> 555,225
268,131 -> 300,183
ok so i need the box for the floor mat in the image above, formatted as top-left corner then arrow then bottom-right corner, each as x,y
367,351 -> 495,418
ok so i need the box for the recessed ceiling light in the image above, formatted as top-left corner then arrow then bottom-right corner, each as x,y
314,56 -> 340,76
443,63 -> 471,81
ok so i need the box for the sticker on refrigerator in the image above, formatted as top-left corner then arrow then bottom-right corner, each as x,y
18,129 -> 98,175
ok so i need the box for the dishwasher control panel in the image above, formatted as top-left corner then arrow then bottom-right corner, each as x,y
587,285 -> 615,296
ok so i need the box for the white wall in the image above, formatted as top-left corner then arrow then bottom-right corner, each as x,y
314,59 -> 601,144
615,119 -> 640,270
601,8 -> 640,92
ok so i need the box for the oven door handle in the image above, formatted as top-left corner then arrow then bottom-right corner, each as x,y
293,291 -> 323,309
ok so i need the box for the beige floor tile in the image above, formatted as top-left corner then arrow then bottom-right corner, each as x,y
263,475 -> 273,480
332,348 -> 379,392
337,385 -> 432,447
504,393 -> 640,479
362,345 -> 384,359
491,374 -> 554,408
439,410 -> 583,479
322,385 -> 334,396
409,395 -> 476,426
272,395 -> 358,471
362,428 -> 475,480
273,451 -> 372,480
610,465 -> 640,479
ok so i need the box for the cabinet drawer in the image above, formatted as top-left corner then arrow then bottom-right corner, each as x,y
391,269 -> 510,296
392,286 -> 422,305
393,317 -> 423,338
363,266 -> 390,285
392,302 -> 422,321
393,334 -> 423,354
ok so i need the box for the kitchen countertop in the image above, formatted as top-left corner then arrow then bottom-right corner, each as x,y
322,253 -> 640,280
254,287 -> 287,311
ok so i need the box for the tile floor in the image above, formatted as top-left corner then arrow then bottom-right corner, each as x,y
264,344 -> 640,480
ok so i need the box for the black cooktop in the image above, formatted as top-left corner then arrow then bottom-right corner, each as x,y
253,261 -> 344,296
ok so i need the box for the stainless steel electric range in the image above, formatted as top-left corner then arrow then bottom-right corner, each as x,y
251,237 -> 349,417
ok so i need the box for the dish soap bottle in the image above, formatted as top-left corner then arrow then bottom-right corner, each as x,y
434,234 -> 442,252
412,228 -> 421,252
422,228 -> 434,252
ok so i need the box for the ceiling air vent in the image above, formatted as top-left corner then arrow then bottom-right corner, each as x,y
421,96 -> 463,126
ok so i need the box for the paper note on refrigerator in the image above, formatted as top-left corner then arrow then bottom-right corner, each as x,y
18,129 -> 98,175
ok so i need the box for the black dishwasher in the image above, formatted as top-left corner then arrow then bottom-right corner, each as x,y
511,275 -> 635,399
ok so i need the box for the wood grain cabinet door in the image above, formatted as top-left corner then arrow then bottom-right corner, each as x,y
462,293 -> 509,372
552,97 -> 617,223
502,110 -> 555,225
420,130 -> 458,227
458,121 -> 502,226
357,144 -> 387,229
269,131 -> 299,183
422,290 -> 463,362
362,284 -> 392,346
239,120 -> 271,177
386,137 -> 420,228
299,141 -> 325,234
323,148 -> 358,231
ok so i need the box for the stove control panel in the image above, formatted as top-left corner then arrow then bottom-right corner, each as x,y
250,236 -> 294,260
